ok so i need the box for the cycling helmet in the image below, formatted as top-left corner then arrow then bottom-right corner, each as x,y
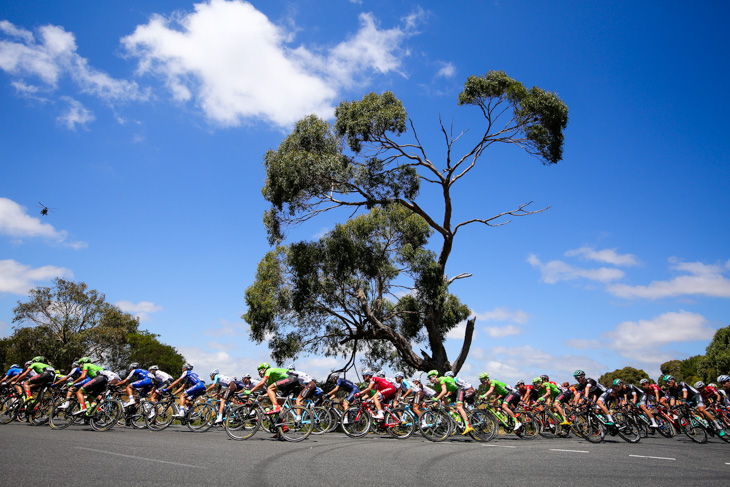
71,361 -> 79,368
24,360 -> 32,367
613,379 -> 624,387
717,375 -> 730,384
411,377 -> 421,383
182,363 -> 193,371
479,372 -> 490,380
362,370 -> 374,377
78,357 -> 91,364
532,377 -> 542,385
561,382 -> 570,388
10,363 -> 20,369
243,373 -> 251,379
129,362 -> 140,370
694,381 -> 705,389
286,364 -> 295,370
427,370 -> 439,377
376,370 -> 385,378
445,371 -> 455,378
329,371 -> 340,381
639,378 -> 649,385
515,380 -> 525,387
210,368 -> 219,376
709,383 -> 718,388
257,362 -> 270,370
32,355 -> 46,363
148,365 -> 159,371
573,369 -> 585,378
540,374 -> 549,381
394,371 -> 405,379
663,375 -> 675,382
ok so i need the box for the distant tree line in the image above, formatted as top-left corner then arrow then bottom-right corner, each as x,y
0,278 -> 185,374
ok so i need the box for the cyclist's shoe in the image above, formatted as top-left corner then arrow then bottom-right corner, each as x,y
513,421 -> 522,431
123,399 -> 135,407
719,430 -> 726,437
214,415 -> 223,424
559,419 -> 572,426
171,411 -> 185,418
147,409 -> 156,420
72,408 -> 87,416
462,426 -> 475,436
373,410 -> 384,420
265,405 -> 282,415
58,401 -> 70,410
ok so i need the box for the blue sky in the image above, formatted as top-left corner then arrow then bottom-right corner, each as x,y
1,0 -> 729,384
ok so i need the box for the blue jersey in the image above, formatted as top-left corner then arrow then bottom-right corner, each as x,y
125,368 -> 150,382
336,378 -> 358,392
5,367 -> 23,378
181,370 -> 203,386
396,379 -> 412,393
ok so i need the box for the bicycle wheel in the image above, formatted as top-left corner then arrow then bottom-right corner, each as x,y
148,400 -> 175,430
679,414 -> 708,443
420,410 -> 451,442
574,413 -> 605,443
187,403 -> 215,432
325,408 -> 342,433
225,405 -> 260,440
615,416 -> 641,443
90,399 -> 121,432
0,397 -> 19,424
468,409 -> 498,442
341,407 -> 371,438
310,406 -> 333,435
385,407 -> 415,439
654,416 -> 675,438
277,406 -> 313,442
49,398 -> 78,430
517,412 -> 540,439
30,395 -> 54,425
538,410 -> 561,439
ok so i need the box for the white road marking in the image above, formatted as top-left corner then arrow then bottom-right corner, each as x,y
76,447 -> 207,468
482,444 -> 517,448
550,449 -> 589,453
629,454 -> 675,461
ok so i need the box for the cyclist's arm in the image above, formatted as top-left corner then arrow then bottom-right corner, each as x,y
434,382 -> 447,401
13,370 -> 30,382
71,369 -> 88,386
247,375 -> 268,394
326,385 -> 340,397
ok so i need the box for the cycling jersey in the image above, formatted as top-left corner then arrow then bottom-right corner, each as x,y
99,370 -> 121,382
335,378 -> 359,392
699,385 -> 720,401
263,368 -> 290,386
212,374 -> 235,388
540,382 -> 561,399
4,366 -> 23,378
454,377 -> 473,390
616,384 -> 645,403
395,379 -> 412,393
433,376 -> 459,394
524,385 -> 540,402
83,363 -> 104,378
574,378 -> 605,397
29,362 -> 54,374
124,368 -> 150,382
487,380 -> 513,398
289,370 -> 315,385
180,369 -> 204,387
148,369 -> 173,384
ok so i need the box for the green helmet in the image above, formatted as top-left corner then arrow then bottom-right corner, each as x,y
479,372 -> 490,380
32,355 -> 46,363
532,377 -> 542,385
613,379 -> 624,387
78,357 -> 91,364
663,375 -> 675,382
573,369 -> 585,378
257,362 -> 270,370
427,370 -> 439,377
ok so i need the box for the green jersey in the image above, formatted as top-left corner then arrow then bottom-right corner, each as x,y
489,380 -> 512,397
264,367 -> 290,385
434,376 -> 459,394
82,363 -> 104,378
541,382 -> 560,398
29,362 -> 53,373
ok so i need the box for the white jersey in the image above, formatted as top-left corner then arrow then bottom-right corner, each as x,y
99,370 -> 121,381
289,370 -> 315,385
454,377 -> 473,390
413,383 -> 437,398
148,370 -> 173,384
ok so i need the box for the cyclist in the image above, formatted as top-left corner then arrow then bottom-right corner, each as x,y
0,363 -> 23,385
147,365 -> 174,402
244,363 -> 295,415
288,368 -> 318,408
639,378 -> 669,408
355,370 -> 397,420
573,370 -> 613,425
165,363 -> 206,418
326,371 -> 360,411
428,370 -> 474,435
116,362 -> 154,407
716,375 -> 730,406
12,356 -> 55,402
8,361 -> 34,399
613,379 -> 658,428
478,372 -> 519,428
53,361 -> 83,409
665,376 -> 725,437
207,368 -> 237,424
553,381 -> 575,425
410,376 -> 437,420
71,357 -> 105,415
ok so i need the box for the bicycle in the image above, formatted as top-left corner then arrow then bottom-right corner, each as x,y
224,393 -> 313,442
339,396 -> 414,439
477,399 -> 539,440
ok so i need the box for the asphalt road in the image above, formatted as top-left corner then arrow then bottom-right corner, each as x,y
1,422 -> 729,486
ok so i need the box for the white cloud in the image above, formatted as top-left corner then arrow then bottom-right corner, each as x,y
484,325 -> 521,338
0,259 -> 73,295
446,320 -> 476,340
0,197 -> 86,248
57,97 -> 94,130
608,259 -> 730,299
473,307 -> 529,324
527,253 -> 625,284
482,345 -> 607,384
177,345 -> 266,378
436,62 -> 455,78
565,247 -> 639,267
115,300 -> 163,322
0,21 -> 147,104
122,0 -> 421,127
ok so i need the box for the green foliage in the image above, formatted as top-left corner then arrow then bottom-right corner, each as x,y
244,206 -> 468,370
126,331 -> 185,374
701,325 -> 730,381
334,91 -> 407,153
598,366 -> 650,387
458,71 -> 568,164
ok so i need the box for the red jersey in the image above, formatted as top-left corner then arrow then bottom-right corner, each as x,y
370,376 -> 396,392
